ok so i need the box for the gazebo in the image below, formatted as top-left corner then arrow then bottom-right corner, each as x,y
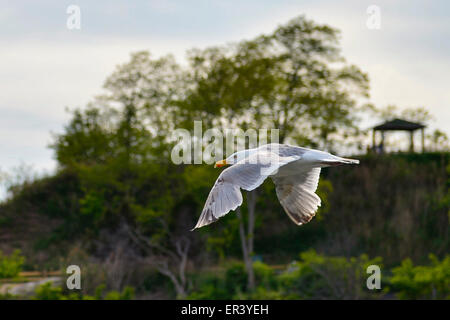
372,118 -> 426,153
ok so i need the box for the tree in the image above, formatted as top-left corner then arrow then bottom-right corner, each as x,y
259,16 -> 370,149
428,130 -> 449,152
101,51 -> 188,152
184,15 -> 369,290
51,15 -> 371,294
52,106 -> 114,167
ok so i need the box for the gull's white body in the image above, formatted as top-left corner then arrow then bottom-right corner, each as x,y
192,143 -> 359,230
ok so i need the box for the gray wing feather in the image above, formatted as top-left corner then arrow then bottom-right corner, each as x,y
192,177 -> 243,230
259,143 -> 309,158
192,151 -> 299,230
272,168 -> 322,225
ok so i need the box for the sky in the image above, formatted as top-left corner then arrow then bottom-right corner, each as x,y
0,0 -> 449,197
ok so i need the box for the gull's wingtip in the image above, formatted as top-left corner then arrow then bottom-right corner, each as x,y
191,222 -> 206,231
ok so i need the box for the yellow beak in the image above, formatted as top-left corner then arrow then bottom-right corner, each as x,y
214,159 -> 228,168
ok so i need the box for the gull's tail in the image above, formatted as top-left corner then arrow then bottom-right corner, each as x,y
320,155 -> 360,166
336,157 -> 360,165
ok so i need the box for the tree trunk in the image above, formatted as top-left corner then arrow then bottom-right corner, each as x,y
236,189 -> 258,291
156,263 -> 186,298
247,190 -> 257,264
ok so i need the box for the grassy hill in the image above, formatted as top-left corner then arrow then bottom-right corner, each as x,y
1,152 -> 448,266
0,152 -> 448,299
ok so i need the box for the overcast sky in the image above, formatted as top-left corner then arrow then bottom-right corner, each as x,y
1,0 -> 449,197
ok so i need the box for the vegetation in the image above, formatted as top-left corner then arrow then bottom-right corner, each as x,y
0,250 -> 25,279
0,15 -> 448,300
389,255 -> 450,299
32,283 -> 135,300
187,251 -> 450,300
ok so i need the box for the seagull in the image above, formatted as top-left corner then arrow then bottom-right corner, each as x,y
192,143 -> 359,230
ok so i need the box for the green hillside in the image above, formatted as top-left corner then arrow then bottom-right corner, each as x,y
0,152 -> 448,299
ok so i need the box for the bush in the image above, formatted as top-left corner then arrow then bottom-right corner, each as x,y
236,287 -> 284,300
224,261 -> 247,295
389,255 -> 450,299
188,253 -> 386,300
33,282 -> 66,300
253,261 -> 277,289
32,282 -> 135,300
278,250 -> 384,299
186,273 -> 230,300
187,260 -> 278,300
187,262 -> 246,300
104,286 -> 135,300
0,250 -> 25,278
0,292 -> 17,300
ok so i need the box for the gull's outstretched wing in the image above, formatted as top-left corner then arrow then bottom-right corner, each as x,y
272,167 -> 322,225
192,152 -> 299,230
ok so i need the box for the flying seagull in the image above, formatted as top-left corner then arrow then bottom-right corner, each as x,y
192,143 -> 359,230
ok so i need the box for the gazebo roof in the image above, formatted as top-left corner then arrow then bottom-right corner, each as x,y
373,118 -> 426,131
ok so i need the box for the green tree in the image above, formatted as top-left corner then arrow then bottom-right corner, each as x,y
52,64 -> 195,297
50,14 -> 373,296
184,15 -> 369,290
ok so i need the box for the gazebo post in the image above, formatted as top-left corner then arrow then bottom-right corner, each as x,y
409,130 -> 414,152
372,129 -> 376,149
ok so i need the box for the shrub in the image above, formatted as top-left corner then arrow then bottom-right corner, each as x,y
104,286 -> 135,300
0,250 -> 25,278
224,261 -> 247,295
33,282 -> 65,300
235,287 -> 284,300
389,255 -> 450,299
186,273 -> 229,300
278,250 -> 384,299
187,260 -> 278,300
253,261 -> 277,288
32,283 -> 135,300
0,292 -> 17,300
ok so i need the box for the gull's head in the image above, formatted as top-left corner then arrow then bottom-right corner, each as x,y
214,149 -> 256,168
214,159 -> 228,168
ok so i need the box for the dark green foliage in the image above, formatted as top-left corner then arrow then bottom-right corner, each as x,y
277,250 -> 384,299
188,251 -> 385,300
221,262 -> 246,295
32,282 -> 135,300
187,260 -> 278,299
320,153 -> 449,266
